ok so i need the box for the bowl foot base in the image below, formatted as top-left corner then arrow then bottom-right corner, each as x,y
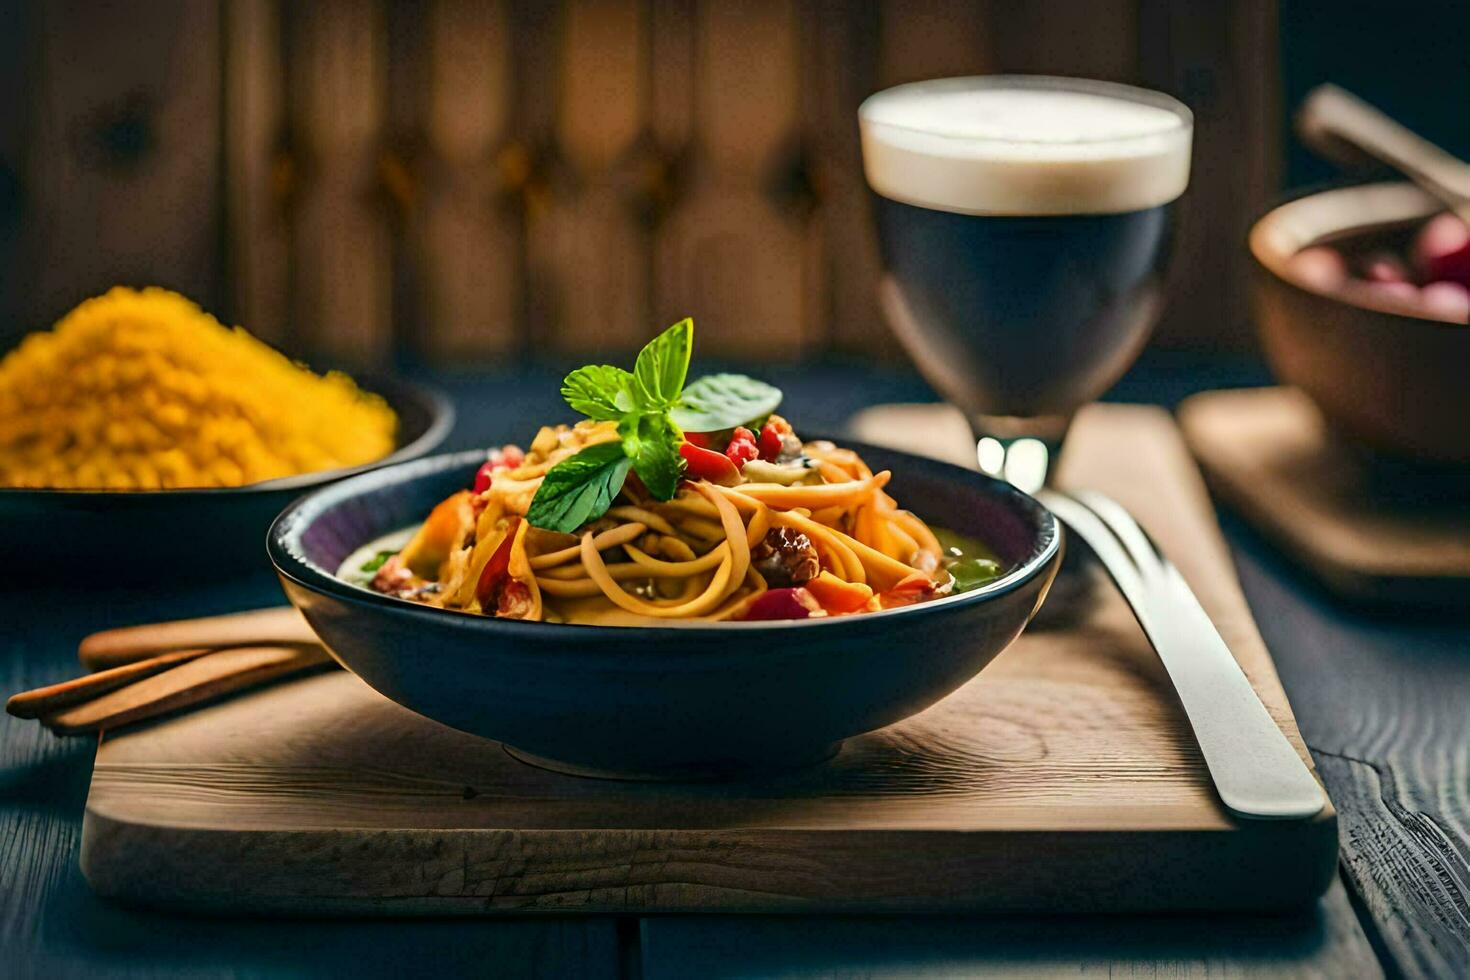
502,740 -> 844,782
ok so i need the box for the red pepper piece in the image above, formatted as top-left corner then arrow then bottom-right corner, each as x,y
474,517 -> 521,607
725,427 -> 760,470
737,587 -> 823,621
684,431 -> 714,449
679,441 -> 741,485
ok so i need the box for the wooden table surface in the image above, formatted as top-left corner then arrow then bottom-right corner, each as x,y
4,358 -> 1466,979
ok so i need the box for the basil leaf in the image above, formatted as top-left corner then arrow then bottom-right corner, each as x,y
561,364 -> 636,420
948,557 -> 1004,593
526,441 -> 632,533
670,373 -> 783,432
618,412 -> 685,501
633,318 -> 693,407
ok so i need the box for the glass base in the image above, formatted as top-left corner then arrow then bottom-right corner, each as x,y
968,413 -> 1072,493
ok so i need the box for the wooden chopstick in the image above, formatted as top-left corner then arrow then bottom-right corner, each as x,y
6,648 -> 212,719
42,645 -> 333,735
5,607 -> 335,737
78,606 -> 316,671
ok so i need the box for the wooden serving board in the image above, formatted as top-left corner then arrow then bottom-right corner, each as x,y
1180,387 -> 1470,607
81,405 -> 1337,915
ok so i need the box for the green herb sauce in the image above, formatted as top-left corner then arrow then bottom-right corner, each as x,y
933,527 -> 1006,593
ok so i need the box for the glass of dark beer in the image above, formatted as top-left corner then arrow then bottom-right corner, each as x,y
859,76 -> 1193,491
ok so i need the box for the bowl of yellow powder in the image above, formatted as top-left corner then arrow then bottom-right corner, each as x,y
0,287 -> 453,579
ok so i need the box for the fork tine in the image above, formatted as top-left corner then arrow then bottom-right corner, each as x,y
1074,490 -> 1166,583
1035,491 -> 1147,600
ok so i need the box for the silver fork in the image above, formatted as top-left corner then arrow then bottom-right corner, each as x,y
1037,489 -> 1326,821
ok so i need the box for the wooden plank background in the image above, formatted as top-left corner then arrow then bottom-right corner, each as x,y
0,0 -> 1280,365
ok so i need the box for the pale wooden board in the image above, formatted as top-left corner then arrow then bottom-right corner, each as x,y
81,405 -> 1336,915
1179,387 -> 1470,605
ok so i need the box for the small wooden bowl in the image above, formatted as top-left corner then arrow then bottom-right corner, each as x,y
1249,182 -> 1470,464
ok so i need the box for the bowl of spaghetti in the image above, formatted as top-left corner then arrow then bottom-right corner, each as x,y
269,321 -> 1060,778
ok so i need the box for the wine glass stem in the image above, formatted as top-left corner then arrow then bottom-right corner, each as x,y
967,413 -> 1073,494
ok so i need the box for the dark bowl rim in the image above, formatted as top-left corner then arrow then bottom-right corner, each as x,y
0,376 -> 455,499
267,437 -> 1061,639
1248,180 -> 1466,330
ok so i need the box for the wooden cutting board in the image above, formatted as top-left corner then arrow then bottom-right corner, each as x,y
80,405 -> 1337,915
1179,387 -> 1470,607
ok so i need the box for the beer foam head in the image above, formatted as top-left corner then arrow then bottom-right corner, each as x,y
860,76 -> 1192,216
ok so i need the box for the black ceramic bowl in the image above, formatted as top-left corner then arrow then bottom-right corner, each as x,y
1,377 -> 452,582
269,441 -> 1061,780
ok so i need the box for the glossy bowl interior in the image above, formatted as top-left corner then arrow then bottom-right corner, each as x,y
1250,182 -> 1470,464
0,376 -> 453,581
269,442 -> 1061,780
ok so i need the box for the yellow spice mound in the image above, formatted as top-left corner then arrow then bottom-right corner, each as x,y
0,287 -> 397,489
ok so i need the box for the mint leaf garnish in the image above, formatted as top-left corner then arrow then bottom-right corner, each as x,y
671,373 -> 783,432
619,412 -> 683,501
526,318 -> 784,530
561,364 -> 636,420
632,317 -> 692,408
525,441 -> 633,533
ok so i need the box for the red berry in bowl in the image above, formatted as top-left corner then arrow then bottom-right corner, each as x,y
1351,280 -> 1419,307
1286,246 -> 1349,291
1361,251 -> 1411,283
1421,281 -> 1470,323
1414,213 -> 1470,287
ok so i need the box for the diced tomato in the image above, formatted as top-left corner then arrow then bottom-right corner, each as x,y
474,517 -> 521,608
736,587 -> 823,621
725,427 -> 760,469
472,445 -> 526,493
679,441 -> 741,485
472,460 -> 497,493
758,422 -> 784,461
497,580 -> 535,619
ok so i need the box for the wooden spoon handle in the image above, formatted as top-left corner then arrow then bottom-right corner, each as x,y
79,607 -> 317,671
1297,84 -> 1470,217
6,648 -> 210,719
44,645 -> 333,735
